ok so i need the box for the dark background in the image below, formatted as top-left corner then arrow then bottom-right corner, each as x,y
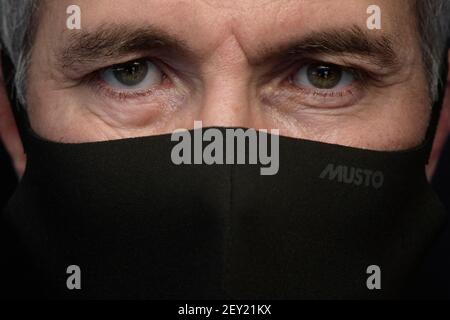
0,141 -> 17,210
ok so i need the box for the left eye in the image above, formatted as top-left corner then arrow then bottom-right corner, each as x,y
100,59 -> 163,90
292,63 -> 355,90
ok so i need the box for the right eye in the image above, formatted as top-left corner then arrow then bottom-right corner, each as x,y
292,63 -> 355,90
100,59 -> 164,90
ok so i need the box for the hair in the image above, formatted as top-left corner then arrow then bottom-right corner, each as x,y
0,0 -> 449,106
0,0 -> 38,105
415,0 -> 450,102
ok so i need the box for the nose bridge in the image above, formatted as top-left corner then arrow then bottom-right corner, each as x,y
198,35 -> 254,128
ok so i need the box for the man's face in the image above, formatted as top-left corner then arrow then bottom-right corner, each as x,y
27,0 -> 428,151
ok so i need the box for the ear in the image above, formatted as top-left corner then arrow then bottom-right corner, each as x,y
426,50 -> 450,181
0,53 -> 26,178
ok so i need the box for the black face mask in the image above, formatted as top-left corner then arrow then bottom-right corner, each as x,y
0,125 -> 447,299
0,48 -> 448,300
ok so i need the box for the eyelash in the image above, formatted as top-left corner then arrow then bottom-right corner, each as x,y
91,76 -> 167,101
85,58 -> 378,102
283,60 -> 374,98
85,59 -> 172,101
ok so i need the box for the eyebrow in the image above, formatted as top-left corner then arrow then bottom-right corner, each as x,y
253,25 -> 399,68
57,24 -> 399,72
57,24 -> 194,70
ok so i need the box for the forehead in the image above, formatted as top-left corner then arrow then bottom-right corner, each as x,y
39,0 -> 417,58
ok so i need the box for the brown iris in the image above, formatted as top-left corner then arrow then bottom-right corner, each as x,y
112,60 -> 149,86
307,64 -> 343,89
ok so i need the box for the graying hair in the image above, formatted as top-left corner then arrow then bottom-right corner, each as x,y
0,0 -> 37,105
0,0 -> 449,107
415,0 -> 450,102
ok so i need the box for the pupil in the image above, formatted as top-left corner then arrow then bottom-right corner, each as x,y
307,64 -> 342,89
113,60 -> 148,86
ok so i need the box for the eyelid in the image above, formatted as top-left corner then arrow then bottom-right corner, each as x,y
275,54 -> 386,84
63,52 -> 166,83
282,58 -> 388,93
98,57 -> 168,79
257,59 -> 373,110
294,63 -> 356,87
100,60 -> 157,90
84,57 -> 172,90
89,76 -> 166,101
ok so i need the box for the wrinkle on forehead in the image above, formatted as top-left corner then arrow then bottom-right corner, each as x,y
200,33 -> 252,73
198,0 -> 287,10
37,0 -> 417,68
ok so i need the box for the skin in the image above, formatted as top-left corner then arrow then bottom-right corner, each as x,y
0,0 -> 449,178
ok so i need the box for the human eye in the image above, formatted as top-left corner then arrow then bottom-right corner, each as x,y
292,62 -> 355,91
263,60 -> 375,111
287,61 -> 366,108
75,57 -> 188,129
92,58 -> 174,101
101,59 -> 163,90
